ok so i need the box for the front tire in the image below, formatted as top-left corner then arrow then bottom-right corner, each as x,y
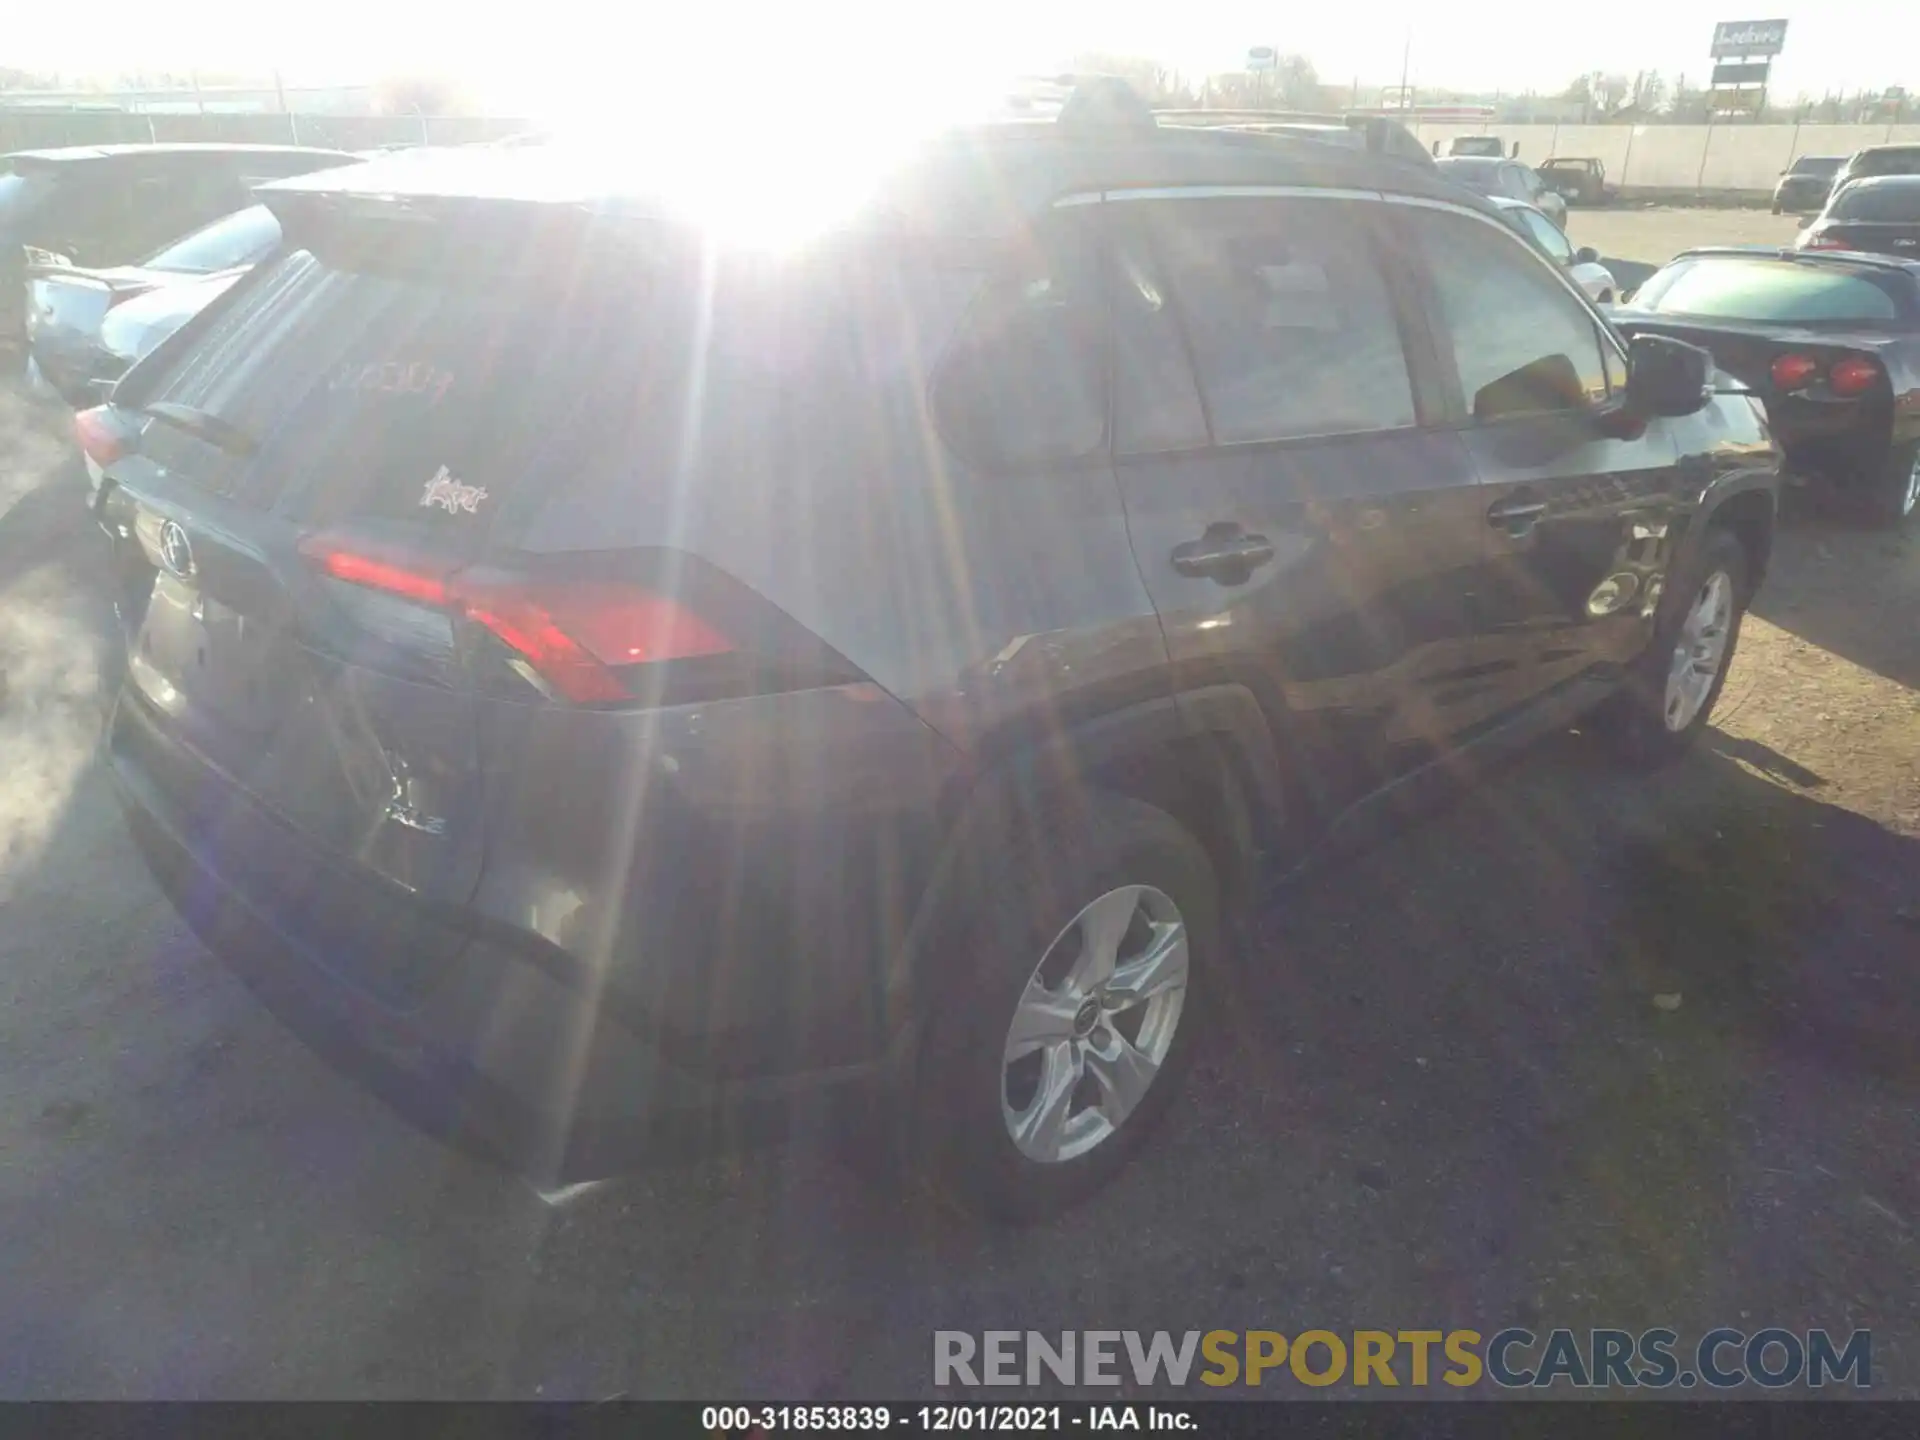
1595,528 -> 1750,768
910,792 -> 1220,1223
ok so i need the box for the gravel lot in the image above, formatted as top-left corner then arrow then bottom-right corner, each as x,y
2,213 -> 1917,1399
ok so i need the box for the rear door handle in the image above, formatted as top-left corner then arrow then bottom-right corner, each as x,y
1171,524 -> 1276,581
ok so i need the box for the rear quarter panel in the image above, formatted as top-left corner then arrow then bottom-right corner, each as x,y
493,251 -> 1172,1067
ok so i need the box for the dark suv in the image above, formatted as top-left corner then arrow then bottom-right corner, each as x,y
99,90 -> 1779,1221
1,142 -> 358,350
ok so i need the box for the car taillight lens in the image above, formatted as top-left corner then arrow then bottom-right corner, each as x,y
73,406 -> 125,467
1800,234 -> 1847,250
1828,355 -> 1882,397
299,537 -> 735,704
1770,354 -> 1821,391
454,574 -> 733,703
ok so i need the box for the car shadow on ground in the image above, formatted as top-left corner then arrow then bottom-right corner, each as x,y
1751,502 -> 1920,691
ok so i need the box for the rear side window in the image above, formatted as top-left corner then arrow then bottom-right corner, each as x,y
1406,208 -> 1610,421
1633,257 -> 1903,325
1147,197 -> 1417,445
932,222 -> 1107,472
1107,230 -> 1210,455
1854,149 -> 1920,178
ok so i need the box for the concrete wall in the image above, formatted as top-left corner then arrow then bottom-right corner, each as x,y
1412,121 -> 1920,198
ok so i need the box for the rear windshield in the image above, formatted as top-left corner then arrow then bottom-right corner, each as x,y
143,205 -> 281,274
1828,182 -> 1920,223
1436,160 -> 1498,189
1633,256 -> 1908,325
1852,149 -> 1920,178
1790,157 -> 1843,177
127,218 -> 974,534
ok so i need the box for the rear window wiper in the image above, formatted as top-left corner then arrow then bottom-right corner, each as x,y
140,402 -> 257,458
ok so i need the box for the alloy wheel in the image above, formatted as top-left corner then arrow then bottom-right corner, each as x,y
1663,570 -> 1734,733
999,884 -> 1189,1164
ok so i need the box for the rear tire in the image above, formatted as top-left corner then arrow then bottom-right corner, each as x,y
902,792 -> 1220,1224
1594,528 -> 1750,769
1858,441 -> 1920,529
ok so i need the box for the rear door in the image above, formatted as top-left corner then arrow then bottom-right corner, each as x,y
109,223 -> 637,918
1104,191 -> 1494,815
1390,199 -> 1684,715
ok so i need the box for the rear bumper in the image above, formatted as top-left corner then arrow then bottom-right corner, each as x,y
108,689 -> 871,1184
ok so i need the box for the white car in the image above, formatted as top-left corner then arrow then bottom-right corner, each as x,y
1490,197 -> 1619,303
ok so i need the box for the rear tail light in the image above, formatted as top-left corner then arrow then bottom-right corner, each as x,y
1769,354 -> 1821,391
299,537 -> 736,705
1828,355 -> 1882,397
73,406 -> 125,468
453,574 -> 733,703
1800,236 -> 1847,250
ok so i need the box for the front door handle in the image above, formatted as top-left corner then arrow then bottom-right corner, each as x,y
1171,523 -> 1276,581
1487,496 -> 1549,536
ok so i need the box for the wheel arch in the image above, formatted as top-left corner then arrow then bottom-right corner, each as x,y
1703,485 -> 1777,598
881,685 -> 1287,1039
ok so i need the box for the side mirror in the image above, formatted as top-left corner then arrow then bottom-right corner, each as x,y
1624,333 -> 1711,417
1575,246 -> 1600,264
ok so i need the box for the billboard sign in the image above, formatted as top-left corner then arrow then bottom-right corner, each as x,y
1710,19 -> 1788,57
1246,46 -> 1277,72
1711,61 -> 1772,86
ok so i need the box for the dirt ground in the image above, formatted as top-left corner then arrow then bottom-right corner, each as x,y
1,222 -> 1918,1397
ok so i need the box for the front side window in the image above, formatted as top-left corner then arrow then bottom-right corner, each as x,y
1407,208 -> 1610,422
933,224 -> 1107,472
1146,197 -> 1417,445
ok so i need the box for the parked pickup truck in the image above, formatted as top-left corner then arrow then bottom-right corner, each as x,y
1540,156 -> 1615,206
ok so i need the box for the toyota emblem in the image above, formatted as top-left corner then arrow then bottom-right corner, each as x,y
157,519 -> 195,579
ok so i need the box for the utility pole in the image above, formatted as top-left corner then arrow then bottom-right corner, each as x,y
1398,31 -> 1412,112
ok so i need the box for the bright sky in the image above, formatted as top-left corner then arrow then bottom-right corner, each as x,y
10,0 -> 1919,109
